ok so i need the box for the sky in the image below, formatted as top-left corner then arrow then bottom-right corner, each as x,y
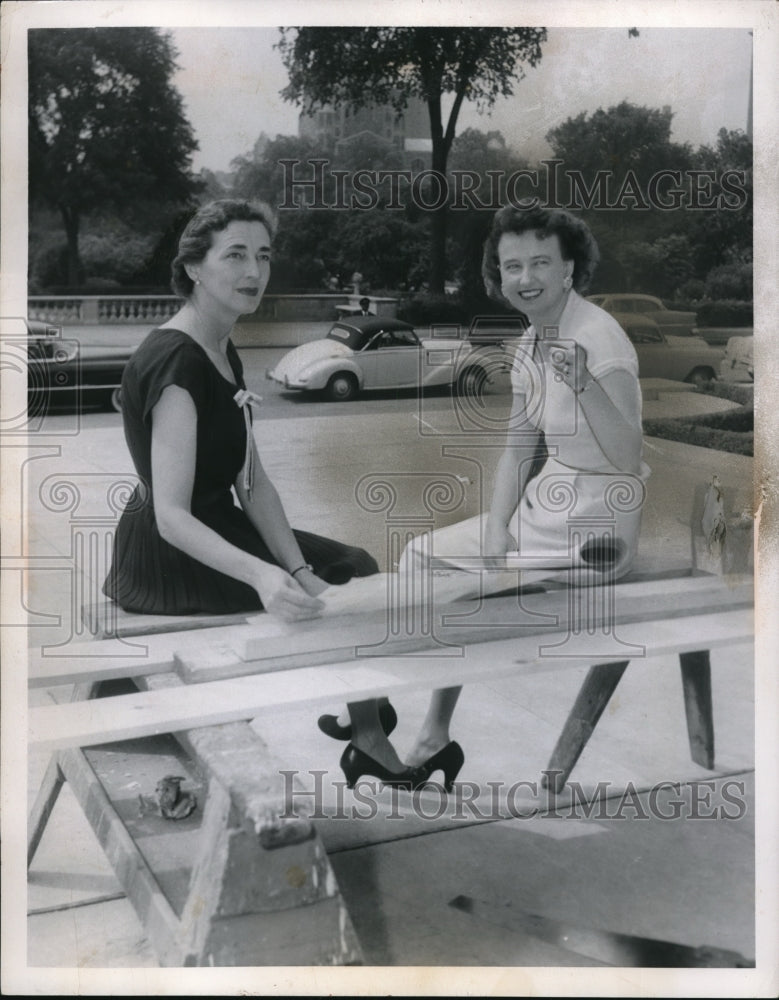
169,26 -> 753,174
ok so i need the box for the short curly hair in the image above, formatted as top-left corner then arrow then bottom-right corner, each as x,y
481,205 -> 600,306
171,199 -> 277,298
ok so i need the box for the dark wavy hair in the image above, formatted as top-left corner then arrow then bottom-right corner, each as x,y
171,199 -> 276,298
481,205 -> 600,306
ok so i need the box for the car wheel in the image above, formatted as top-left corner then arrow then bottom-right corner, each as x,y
109,387 -> 123,412
456,366 -> 488,402
325,372 -> 358,402
686,367 -> 715,388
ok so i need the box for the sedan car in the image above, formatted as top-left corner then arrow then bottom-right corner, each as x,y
26,319 -> 134,413
587,293 -> 698,338
267,316 -> 502,401
617,316 -> 724,385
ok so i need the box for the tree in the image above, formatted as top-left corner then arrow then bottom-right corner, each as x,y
546,101 -> 698,293
29,28 -> 200,285
688,128 -> 752,276
447,128 -> 532,311
277,27 -> 546,294
231,134 -> 326,207
546,101 -> 693,188
448,127 -> 524,176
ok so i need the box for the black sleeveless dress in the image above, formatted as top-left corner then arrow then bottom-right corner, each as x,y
103,328 -> 378,614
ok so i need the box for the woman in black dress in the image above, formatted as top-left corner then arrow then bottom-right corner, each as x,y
104,200 -> 378,621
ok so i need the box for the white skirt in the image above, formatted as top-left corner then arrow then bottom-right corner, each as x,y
399,458 -> 647,602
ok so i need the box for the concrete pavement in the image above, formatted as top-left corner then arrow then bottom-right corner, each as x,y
17,385 -> 758,978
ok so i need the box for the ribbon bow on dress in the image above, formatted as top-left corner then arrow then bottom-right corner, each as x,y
233,388 -> 263,500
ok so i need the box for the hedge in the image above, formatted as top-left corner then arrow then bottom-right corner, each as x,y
695,300 -> 753,328
643,391 -> 754,457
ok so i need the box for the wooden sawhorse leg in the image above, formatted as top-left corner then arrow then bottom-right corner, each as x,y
542,660 -> 630,795
28,680 -> 99,866
679,649 -> 714,769
27,754 -> 66,867
542,650 -> 715,794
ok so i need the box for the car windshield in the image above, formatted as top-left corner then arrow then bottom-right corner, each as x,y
626,327 -> 663,344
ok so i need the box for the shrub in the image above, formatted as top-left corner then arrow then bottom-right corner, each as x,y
79,233 -> 154,285
643,390 -> 753,457
31,240 -> 71,289
642,420 -> 753,456
695,300 -> 753,327
397,293 -> 469,325
676,279 -> 706,302
698,380 -> 754,406
705,261 -> 753,300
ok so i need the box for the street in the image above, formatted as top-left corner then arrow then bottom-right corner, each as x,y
35,342 -> 513,430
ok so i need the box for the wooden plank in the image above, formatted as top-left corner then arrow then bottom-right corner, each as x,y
81,600 -> 249,639
29,574 -> 753,689
78,553 -> 695,643
29,607 -> 753,752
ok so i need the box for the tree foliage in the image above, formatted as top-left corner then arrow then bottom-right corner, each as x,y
546,103 -> 751,299
29,27 -> 200,284
546,100 -> 693,185
277,27 -> 546,293
688,127 -> 753,276
231,134 -> 326,208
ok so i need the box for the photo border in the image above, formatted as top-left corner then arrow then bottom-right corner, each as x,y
2,1 -> 777,995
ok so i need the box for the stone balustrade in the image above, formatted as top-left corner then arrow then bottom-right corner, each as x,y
28,296 -> 181,326
28,293 -> 399,325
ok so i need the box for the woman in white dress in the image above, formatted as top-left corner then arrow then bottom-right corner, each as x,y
321,205 -> 649,791
398,205 -> 651,782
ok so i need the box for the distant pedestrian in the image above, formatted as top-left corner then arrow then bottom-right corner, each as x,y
358,297 -> 373,316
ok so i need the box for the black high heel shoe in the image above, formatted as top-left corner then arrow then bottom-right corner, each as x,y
415,741 -> 465,792
339,743 -> 424,791
318,701 -> 397,741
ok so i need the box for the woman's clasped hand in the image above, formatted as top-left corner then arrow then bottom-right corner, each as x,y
252,564 -> 327,621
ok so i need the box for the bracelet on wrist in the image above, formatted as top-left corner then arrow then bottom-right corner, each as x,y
290,563 -> 314,578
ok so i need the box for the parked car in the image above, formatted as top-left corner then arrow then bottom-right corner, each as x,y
26,319 -> 134,413
587,293 -> 698,338
616,315 -> 724,385
719,335 -> 754,383
266,316 -> 501,401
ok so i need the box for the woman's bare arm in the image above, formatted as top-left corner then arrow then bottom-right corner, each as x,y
151,385 -> 323,619
234,440 -> 328,597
